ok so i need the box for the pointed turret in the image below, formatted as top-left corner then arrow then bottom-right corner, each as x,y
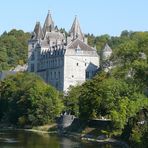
101,43 -> 112,60
69,16 -> 84,41
32,22 -> 43,39
43,10 -> 54,35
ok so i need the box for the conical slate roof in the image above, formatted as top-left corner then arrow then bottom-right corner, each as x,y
33,22 -> 43,39
102,43 -> 112,52
43,11 -> 54,35
101,43 -> 112,60
69,16 -> 84,41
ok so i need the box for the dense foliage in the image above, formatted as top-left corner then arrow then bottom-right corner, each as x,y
0,28 -> 148,146
0,29 -> 30,71
64,30 -> 148,147
0,73 -> 63,126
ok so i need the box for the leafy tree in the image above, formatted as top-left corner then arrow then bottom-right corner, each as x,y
0,73 -> 63,126
79,72 -> 108,119
63,85 -> 81,116
0,29 -> 30,70
87,33 -> 95,48
0,47 -> 8,71
95,34 -> 110,51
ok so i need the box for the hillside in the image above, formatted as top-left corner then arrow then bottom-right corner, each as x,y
0,29 -> 148,71
0,29 -> 31,71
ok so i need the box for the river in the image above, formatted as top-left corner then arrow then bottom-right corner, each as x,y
0,130 -> 119,148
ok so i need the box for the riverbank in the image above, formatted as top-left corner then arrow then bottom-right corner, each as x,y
57,131 -> 129,148
0,124 -> 129,148
32,124 -> 129,148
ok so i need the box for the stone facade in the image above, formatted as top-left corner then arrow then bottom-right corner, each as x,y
28,11 -> 100,91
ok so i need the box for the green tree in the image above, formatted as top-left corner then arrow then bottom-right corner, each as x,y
63,85 -> 81,116
0,47 -> 8,71
0,73 -> 63,126
0,29 -> 30,70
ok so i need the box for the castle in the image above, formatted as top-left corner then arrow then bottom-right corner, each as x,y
28,11 -> 112,91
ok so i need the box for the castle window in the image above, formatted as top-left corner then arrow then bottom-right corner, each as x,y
55,59 -> 57,66
48,61 -> 50,67
85,63 -> 87,66
47,39 -> 50,44
62,59 -> 64,65
32,43 -> 34,48
51,60 -> 53,67
86,71 -> 89,79
75,44 -> 82,54
92,71 -> 96,77
58,71 -> 60,79
31,64 -> 34,72
37,63 -> 40,70
53,59 -> 55,67
50,72 -> 52,79
72,75 -> 74,78
54,72 -> 56,79
75,48 -> 81,53
46,61 -> 48,67
31,53 -> 35,60
76,63 -> 79,66
58,59 -> 60,66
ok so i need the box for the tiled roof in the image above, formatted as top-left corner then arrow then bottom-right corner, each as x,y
68,38 -> 94,51
46,31 -> 65,39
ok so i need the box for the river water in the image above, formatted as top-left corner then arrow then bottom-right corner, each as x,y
0,130 -> 118,148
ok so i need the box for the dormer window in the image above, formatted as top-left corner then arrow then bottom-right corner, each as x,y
75,44 -> 82,54
47,39 -> 50,44
31,53 -> 35,60
32,43 -> 34,48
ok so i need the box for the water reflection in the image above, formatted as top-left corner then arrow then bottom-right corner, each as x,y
0,130 -> 117,148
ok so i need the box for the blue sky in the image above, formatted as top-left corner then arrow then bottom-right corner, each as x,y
0,0 -> 148,36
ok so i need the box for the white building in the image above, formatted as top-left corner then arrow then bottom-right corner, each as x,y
28,11 -> 100,91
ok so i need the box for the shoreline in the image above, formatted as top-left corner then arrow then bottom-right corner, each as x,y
0,126 -> 129,148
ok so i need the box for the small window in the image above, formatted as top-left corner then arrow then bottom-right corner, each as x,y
54,72 -> 56,79
76,63 -> 79,66
86,71 -> 89,79
31,53 -> 35,60
58,71 -> 60,79
31,64 -> 34,72
55,59 -> 57,66
72,75 -> 74,78
51,72 -> 52,79
58,59 -> 60,66
85,63 -> 87,66
47,39 -> 50,44
48,61 -> 50,67
32,43 -> 34,48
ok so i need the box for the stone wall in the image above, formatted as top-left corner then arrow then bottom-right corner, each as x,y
57,115 -> 113,130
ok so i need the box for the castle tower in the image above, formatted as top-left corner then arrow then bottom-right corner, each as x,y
32,22 -> 43,40
43,10 -> 54,36
28,12 -> 100,91
100,43 -> 113,72
28,21 -> 43,72
101,43 -> 112,61
69,16 -> 84,41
